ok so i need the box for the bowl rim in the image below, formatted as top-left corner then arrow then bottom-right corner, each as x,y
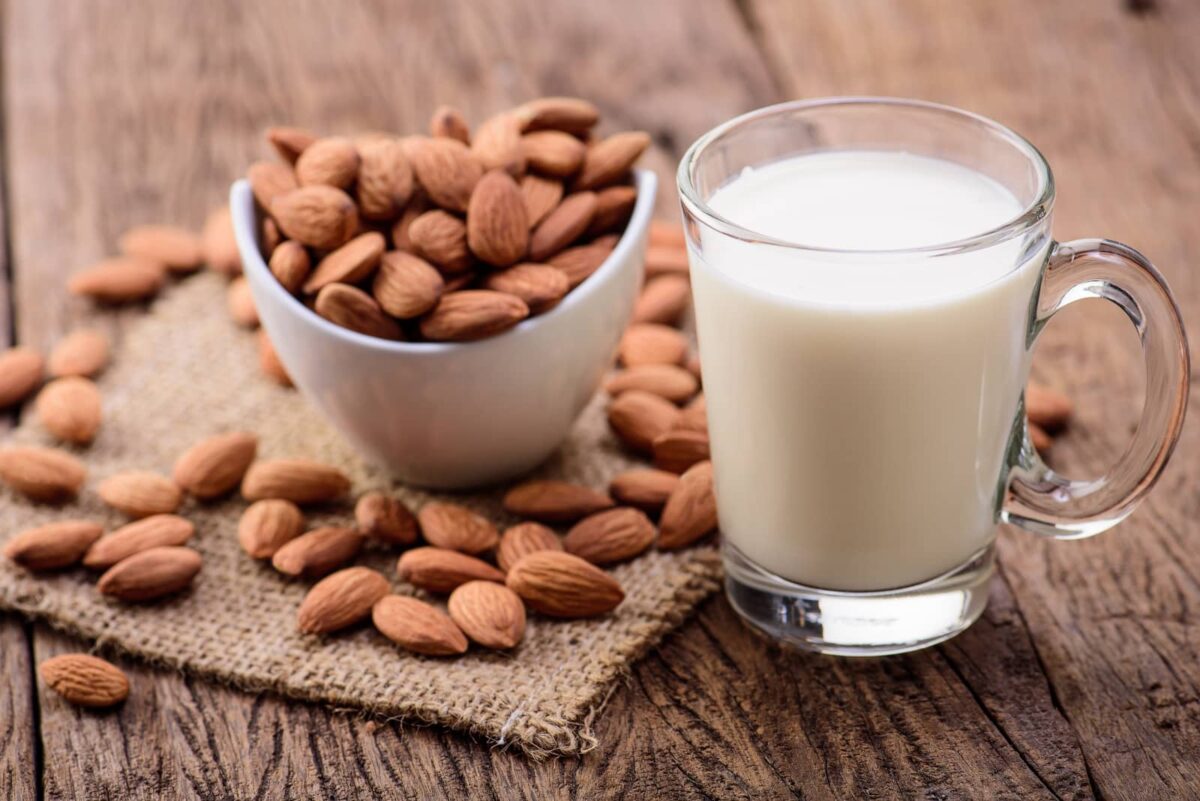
231,169 -> 658,354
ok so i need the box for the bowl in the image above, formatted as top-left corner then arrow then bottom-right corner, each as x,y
230,170 -> 655,489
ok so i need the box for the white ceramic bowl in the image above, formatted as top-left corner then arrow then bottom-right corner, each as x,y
231,170 -> 655,489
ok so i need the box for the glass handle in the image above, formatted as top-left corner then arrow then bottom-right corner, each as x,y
1002,239 -> 1190,538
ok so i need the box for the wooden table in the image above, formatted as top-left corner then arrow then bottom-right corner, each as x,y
1,1 -> 1197,798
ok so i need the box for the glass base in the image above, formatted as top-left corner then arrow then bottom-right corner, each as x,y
723,543 -> 994,656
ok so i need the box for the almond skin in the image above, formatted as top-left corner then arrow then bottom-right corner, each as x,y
652,429 -> 711,474
483,263 -> 569,315
397,546 -> 505,593
0,446 -> 87,502
564,507 -> 656,565
34,377 -> 102,445
506,551 -> 624,618
258,331 -> 292,387
419,290 -> 529,342
588,185 -> 638,236
356,137 -> 414,220
1026,382 -> 1073,432
83,514 -> 195,569
248,161 -> 299,209
520,174 -> 564,229
658,460 -> 718,549
48,330 -> 109,379
502,480 -> 614,523
355,491 -> 418,545
547,241 -> 613,288
118,224 -> 204,273
575,131 -> 652,190
267,126 -> 317,164
429,105 -> 471,144
407,137 -> 484,213
40,654 -> 129,707
607,390 -> 682,453
298,566 -> 391,634
522,131 -> 587,178
529,192 -> 598,261
417,502 -> 499,554
372,595 -> 468,656
227,277 -> 259,328
303,231 -> 387,294
315,283 -> 405,341
677,393 -> 707,432
408,210 -> 473,274
644,245 -> 689,278
269,240 -> 312,294
632,275 -> 690,326
609,468 -> 680,514
467,170 -> 529,267
270,186 -> 359,251
471,113 -> 525,176
271,526 -> 364,578
237,499 -> 305,559
203,205 -> 242,276
0,347 -> 44,408
372,251 -> 444,319
68,256 -> 166,304
98,546 -> 202,601
496,522 -> 563,573
4,520 -> 104,570
515,97 -> 600,134
172,431 -> 258,499
619,324 -> 688,367
241,458 -> 351,504
95,471 -> 181,518
448,580 -> 526,649
261,217 -> 283,259
605,364 -> 698,404
295,136 -> 360,189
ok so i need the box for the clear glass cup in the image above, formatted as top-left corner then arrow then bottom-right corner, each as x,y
677,98 -> 1189,656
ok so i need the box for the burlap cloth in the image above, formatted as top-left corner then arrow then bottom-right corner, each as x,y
0,272 -> 722,757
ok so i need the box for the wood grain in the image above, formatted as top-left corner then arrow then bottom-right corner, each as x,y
0,617 -> 36,801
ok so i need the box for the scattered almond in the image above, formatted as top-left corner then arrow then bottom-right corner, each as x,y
520,174 -> 564,229
632,275 -> 690,326
303,231 -> 387,294
372,595 -> 468,656
96,471 -> 182,518
448,581 -> 526,649
40,654 -> 129,707
502,480 -> 614,523
609,468 -> 679,513
506,551 -> 624,618
0,347 -> 45,408
226,277 -> 259,328
172,431 -> 258,499
35,377 -> 102,444
238,499 -> 305,559
529,191 -> 597,261
4,520 -> 104,570
397,546 -> 505,593
515,97 -> 600,134
295,136 -> 361,189
118,225 -> 204,273
270,185 -> 359,251
564,507 -> 655,565
257,330 -> 292,386
1026,383 -> 1072,432
483,263 -> 569,314
271,526 -> 364,578
356,137 -> 414,220
430,106 -> 470,144
619,324 -> 688,367
269,241 -> 312,294
267,126 -> 317,164
522,131 -> 586,178
496,522 -> 563,573
605,364 -> 697,404
607,390 -> 682,453
241,458 -> 350,504
472,113 -> 525,176
315,283 -> 405,340
652,429 -> 710,474
417,502 -> 499,554
407,137 -> 484,213
419,290 -> 529,342
298,566 -> 391,634
658,460 -> 718,549
248,161 -> 300,210
83,514 -> 194,570
203,205 -> 242,276
68,256 -> 166,304
467,170 -> 529,267
48,330 -> 109,379
644,245 -> 689,278
97,545 -> 202,601
0,446 -> 87,502
575,132 -> 651,190
355,491 -> 418,545
649,220 -> 686,250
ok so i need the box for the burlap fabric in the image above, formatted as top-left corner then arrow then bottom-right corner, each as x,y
0,272 -> 721,757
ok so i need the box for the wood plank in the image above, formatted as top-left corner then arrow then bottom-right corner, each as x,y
0,617 -> 37,801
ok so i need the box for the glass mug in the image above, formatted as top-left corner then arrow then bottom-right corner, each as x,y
677,98 -> 1189,656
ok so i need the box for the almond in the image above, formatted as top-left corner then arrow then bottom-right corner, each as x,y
248,161 -> 299,210
315,283 -> 405,340
686,355 -> 702,382
1026,382 -> 1072,431
241,458 -> 350,504
575,131 -> 651,190
522,131 -> 586,178
547,240 -> 613,288
298,566 -> 391,634
520,174 -> 563,229
391,198 -> 429,253
632,275 -> 690,326
658,460 -> 718,549
119,225 -> 204,274
467,170 -> 529,267
356,138 -> 414,220
650,220 -> 686,249
506,551 -> 624,618
653,429 -> 710,474
471,113 -> 525,176
0,446 -> 86,502
4,520 -> 104,570
295,136 -> 360,189
502,480 -> 614,523
429,105 -> 470,144
419,290 -> 529,342
238,499 -> 305,559
448,581 -> 526,649
515,97 -> 600,134
268,241 -> 311,294
227,277 -> 259,328
267,126 -> 317,164
397,546 -> 505,593
619,323 -> 688,367
68,256 -> 166,304
172,431 -> 258,499
257,331 -> 292,387
677,393 -> 707,432
260,216 -> 283,257
1031,422 -> 1053,452
607,390 -> 682,453
270,186 -> 359,251
0,347 -> 44,407
482,263 -> 569,314
271,526 -> 363,578
564,507 -> 655,565
407,137 -> 484,213
303,231 -> 386,294
97,471 -> 182,518
48,330 -> 109,379
609,468 -> 679,513
35,377 -> 102,444
203,205 -> 242,276
40,654 -> 129,707
588,185 -> 638,236
371,251 -> 444,319
417,502 -> 499,554
496,522 -> 562,572
644,245 -> 689,278
529,191 -> 597,261
97,545 -> 202,601
605,364 -> 697,404
83,514 -> 194,569
408,210 -> 472,274
355,491 -> 418,545
372,595 -> 468,656
443,272 -> 478,293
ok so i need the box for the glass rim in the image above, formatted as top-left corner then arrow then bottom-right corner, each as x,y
677,97 -> 1056,257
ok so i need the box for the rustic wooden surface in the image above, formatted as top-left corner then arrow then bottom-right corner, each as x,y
1,0 -> 1196,798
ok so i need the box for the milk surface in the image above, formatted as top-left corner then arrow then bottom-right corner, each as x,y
691,151 -> 1045,591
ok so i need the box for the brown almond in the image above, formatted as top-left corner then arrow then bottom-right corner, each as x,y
658,461 -> 718,549
40,654 -> 129,707
575,131 -> 651,190
203,205 -> 242,276
619,323 -> 688,367
96,471 -> 181,518
522,131 -> 587,178
515,97 -> 600,134
467,170 -> 529,267
588,185 -> 638,236
505,551 -> 624,618
267,126 -> 317,164
408,210 -> 472,274
172,431 -> 258,499
355,491 -> 418,545
48,330 -> 109,379
4,520 -> 104,571
483,263 -> 569,314
417,502 -> 499,554
227,277 -> 259,328
605,364 -> 697,404
303,231 -> 386,294
547,241 -> 613,288
372,251 -> 445,319
677,393 -> 707,432
238,499 -> 305,559
271,526 -> 364,578
397,546 -> 505,593
1030,422 -> 1053,452
258,330 -> 293,387
632,275 -> 690,326
419,290 -> 529,342
248,161 -> 299,210
607,390 -> 682,453
356,138 -> 414,220
407,137 -> 484,213
295,136 -> 360,189
644,245 -> 689,278
97,545 -> 202,601
119,225 -> 204,274
83,514 -> 194,570
390,197 -> 428,253
649,220 -> 686,249
529,191 -> 598,261
502,480 -> 614,523
68,256 -> 166,304
520,174 -> 564,229
298,566 -> 391,634
1026,383 -> 1073,432
653,429 -> 710,474
496,522 -> 562,572
472,113 -> 525,176
609,468 -> 680,513
0,347 -> 44,407
270,186 -> 359,251
564,507 -> 656,565
372,595 -> 468,656
241,458 -> 350,504
0,446 -> 86,502
448,581 -> 526,649
315,283 -> 405,341
260,215 -> 282,259
430,105 -> 470,144
35,377 -> 102,445
265,242 -> 309,297
443,272 -> 478,293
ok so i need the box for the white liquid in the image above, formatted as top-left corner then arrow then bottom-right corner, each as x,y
691,151 -> 1046,591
